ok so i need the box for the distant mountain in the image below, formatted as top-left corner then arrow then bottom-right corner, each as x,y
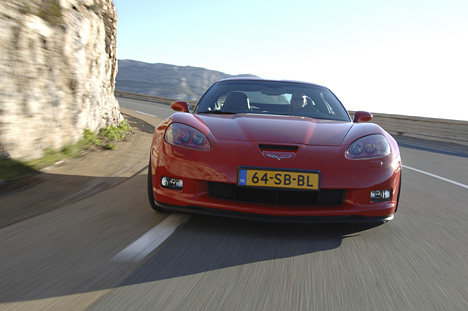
115,60 -> 258,100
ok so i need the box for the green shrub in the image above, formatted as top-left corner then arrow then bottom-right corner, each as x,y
96,119 -> 130,149
1,119 -> 131,181
0,157 -> 36,181
27,147 -> 63,170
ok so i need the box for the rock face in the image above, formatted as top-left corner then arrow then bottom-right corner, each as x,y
0,0 -> 122,160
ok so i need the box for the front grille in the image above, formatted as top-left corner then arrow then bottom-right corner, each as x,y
208,182 -> 345,206
259,144 -> 298,151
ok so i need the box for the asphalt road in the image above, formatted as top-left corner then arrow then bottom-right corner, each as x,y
1,97 -> 467,310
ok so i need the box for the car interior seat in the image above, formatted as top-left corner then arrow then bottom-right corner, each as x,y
223,92 -> 251,112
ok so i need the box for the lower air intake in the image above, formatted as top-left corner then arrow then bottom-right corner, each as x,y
208,182 -> 345,206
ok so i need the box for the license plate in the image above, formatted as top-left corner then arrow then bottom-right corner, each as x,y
238,168 -> 320,190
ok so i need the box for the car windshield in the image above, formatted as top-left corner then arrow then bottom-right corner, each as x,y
195,80 -> 350,122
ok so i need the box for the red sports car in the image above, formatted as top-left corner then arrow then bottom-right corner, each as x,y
148,78 -> 402,223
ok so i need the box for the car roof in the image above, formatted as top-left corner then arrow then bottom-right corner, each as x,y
217,77 -> 327,89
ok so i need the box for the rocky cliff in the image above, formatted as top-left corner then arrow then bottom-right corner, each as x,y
0,0 -> 121,160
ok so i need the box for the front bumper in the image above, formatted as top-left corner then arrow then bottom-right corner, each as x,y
150,139 -> 401,221
155,200 -> 394,223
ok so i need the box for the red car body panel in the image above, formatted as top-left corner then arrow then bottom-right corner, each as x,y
148,79 -> 402,223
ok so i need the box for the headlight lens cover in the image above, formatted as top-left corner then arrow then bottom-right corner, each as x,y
345,134 -> 390,160
165,123 -> 211,151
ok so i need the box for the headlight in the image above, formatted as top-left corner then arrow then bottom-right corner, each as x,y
345,134 -> 390,160
165,123 -> 211,151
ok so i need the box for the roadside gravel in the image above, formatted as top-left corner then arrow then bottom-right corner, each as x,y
0,115 -> 155,229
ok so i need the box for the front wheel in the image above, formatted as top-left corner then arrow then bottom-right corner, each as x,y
147,161 -> 168,213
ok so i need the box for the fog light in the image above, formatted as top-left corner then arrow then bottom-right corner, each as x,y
161,176 -> 183,190
371,190 -> 391,202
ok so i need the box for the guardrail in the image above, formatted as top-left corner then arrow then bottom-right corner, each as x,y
115,90 -> 468,146
349,112 -> 468,146
115,90 -> 197,107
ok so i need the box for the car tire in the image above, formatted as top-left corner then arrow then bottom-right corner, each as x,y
395,172 -> 402,213
147,161 -> 168,213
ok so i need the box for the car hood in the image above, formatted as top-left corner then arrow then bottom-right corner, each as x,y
196,114 -> 353,146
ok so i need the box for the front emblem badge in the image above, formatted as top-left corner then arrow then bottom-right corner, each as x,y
266,154 -> 292,160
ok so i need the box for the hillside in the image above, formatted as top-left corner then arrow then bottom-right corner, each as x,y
116,60 -> 257,100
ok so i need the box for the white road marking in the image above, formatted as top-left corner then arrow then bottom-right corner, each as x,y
403,165 -> 468,190
112,214 -> 190,262
112,166 -> 465,263
135,110 -> 158,118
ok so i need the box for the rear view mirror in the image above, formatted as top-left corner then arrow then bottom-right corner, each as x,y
170,101 -> 190,113
353,111 -> 373,123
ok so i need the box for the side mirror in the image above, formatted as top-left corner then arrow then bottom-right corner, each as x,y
353,111 -> 373,123
170,101 -> 190,113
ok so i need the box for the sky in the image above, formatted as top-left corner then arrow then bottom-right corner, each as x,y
114,0 -> 468,121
